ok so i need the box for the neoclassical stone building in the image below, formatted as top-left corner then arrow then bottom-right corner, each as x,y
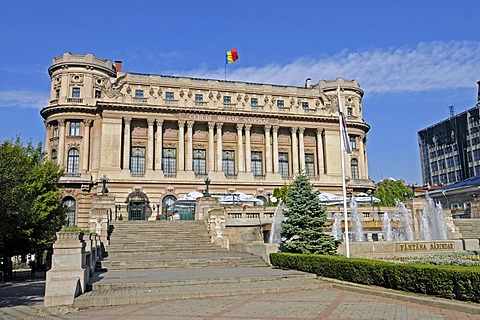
41,53 -> 373,226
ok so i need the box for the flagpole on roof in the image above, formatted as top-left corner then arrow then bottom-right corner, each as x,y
337,86 -> 351,258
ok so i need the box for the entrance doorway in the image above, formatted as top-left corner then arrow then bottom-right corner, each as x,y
126,189 -> 150,220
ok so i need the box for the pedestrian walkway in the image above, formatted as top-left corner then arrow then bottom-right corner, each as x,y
2,268 -> 480,319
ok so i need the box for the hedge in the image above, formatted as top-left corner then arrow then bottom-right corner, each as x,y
270,252 -> 480,302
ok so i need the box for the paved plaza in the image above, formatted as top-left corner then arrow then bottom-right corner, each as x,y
1,271 -> 479,319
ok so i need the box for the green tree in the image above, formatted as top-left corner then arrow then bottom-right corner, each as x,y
273,183 -> 290,201
0,138 -> 65,279
281,173 -> 338,255
374,179 -> 413,207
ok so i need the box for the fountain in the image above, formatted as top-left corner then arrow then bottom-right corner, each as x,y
332,212 -> 343,241
382,201 -> 415,241
420,195 -> 449,240
268,200 -> 284,244
350,199 -> 365,241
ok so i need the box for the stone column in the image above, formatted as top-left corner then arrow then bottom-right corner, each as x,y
208,122 -> 215,173
122,117 -> 131,171
316,128 -> 325,175
178,120 -> 185,171
299,127 -> 305,173
216,123 -> 223,172
236,124 -> 244,173
58,119 -> 66,167
155,119 -> 163,171
265,125 -> 272,174
363,137 -> 369,178
186,120 -> 194,171
44,122 -> 51,158
291,127 -> 299,175
245,124 -> 252,173
358,136 -> 365,179
147,119 -> 155,171
272,126 -> 279,174
81,119 -> 92,172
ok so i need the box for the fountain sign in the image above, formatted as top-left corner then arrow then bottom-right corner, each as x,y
396,241 -> 454,252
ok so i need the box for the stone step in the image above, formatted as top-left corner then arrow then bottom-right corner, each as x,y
100,260 -> 267,271
75,276 -> 327,308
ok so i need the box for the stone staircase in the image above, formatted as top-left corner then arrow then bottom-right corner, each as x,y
74,220 -> 323,309
100,220 -> 267,270
452,218 -> 480,239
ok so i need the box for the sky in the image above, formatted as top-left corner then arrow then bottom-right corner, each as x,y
1,0 -> 479,186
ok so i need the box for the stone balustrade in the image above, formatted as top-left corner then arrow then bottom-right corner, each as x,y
44,231 -> 104,308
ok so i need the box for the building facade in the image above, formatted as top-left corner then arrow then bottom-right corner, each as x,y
41,53 -> 373,227
418,86 -> 480,187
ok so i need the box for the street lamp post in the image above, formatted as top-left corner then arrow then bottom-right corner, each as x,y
266,191 -> 272,206
203,177 -> 211,197
101,174 -> 109,195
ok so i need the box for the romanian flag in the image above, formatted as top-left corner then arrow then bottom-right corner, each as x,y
226,48 -> 239,64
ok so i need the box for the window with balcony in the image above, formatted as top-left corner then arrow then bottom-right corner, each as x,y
279,152 -> 289,178
67,148 -> 79,174
222,150 -> 235,176
351,158 -> 359,179
302,101 -> 309,109
277,100 -> 284,110
193,149 -> 206,175
305,153 -> 315,177
130,147 -> 145,175
69,121 -> 81,136
162,148 -> 176,174
251,151 -> 263,176
72,87 -> 80,98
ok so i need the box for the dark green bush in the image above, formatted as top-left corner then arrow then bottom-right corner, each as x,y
270,252 -> 480,302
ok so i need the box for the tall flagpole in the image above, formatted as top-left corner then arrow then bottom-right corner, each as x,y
337,86 -> 350,258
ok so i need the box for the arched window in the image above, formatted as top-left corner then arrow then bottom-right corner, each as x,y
63,197 -> 76,226
67,148 -> 79,174
351,158 -> 359,179
51,149 -> 57,164
162,195 -> 177,214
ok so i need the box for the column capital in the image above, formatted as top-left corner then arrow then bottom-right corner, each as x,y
147,118 -> 155,126
58,119 -> 65,126
208,122 -> 216,130
298,127 -> 305,134
236,124 -> 244,131
178,120 -> 186,127
155,119 -> 164,126
244,124 -> 252,131
187,120 -> 195,128
83,119 -> 92,127
44,121 -> 51,129
216,123 -> 223,130
272,125 -> 279,133
290,126 -> 298,134
124,117 -> 132,125
316,127 -> 323,135
264,125 -> 272,131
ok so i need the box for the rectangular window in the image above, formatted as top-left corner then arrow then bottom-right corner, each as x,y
95,90 -> 102,98
223,96 -> 231,104
277,100 -> 284,110
69,121 -> 81,136
347,107 -> 353,116
193,149 -> 206,175
349,136 -> 357,149
166,91 -> 174,100
222,150 -> 235,176
135,89 -> 144,98
251,98 -> 258,106
305,153 -> 315,177
302,101 -> 309,109
72,87 -> 80,98
52,124 -> 59,138
195,94 -> 204,106
448,171 -> 456,183
55,89 -> 60,99
279,152 -> 289,178
130,147 -> 146,175
251,151 -> 263,176
162,148 -> 176,174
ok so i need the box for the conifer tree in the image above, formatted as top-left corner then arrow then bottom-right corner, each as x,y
281,173 -> 338,254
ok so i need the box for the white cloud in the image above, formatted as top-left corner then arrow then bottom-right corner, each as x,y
179,41 -> 480,94
0,90 -> 49,109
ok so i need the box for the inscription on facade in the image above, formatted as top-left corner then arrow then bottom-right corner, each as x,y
181,114 -> 279,125
395,242 -> 454,252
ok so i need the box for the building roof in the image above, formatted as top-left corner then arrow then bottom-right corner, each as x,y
437,174 -> 480,191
